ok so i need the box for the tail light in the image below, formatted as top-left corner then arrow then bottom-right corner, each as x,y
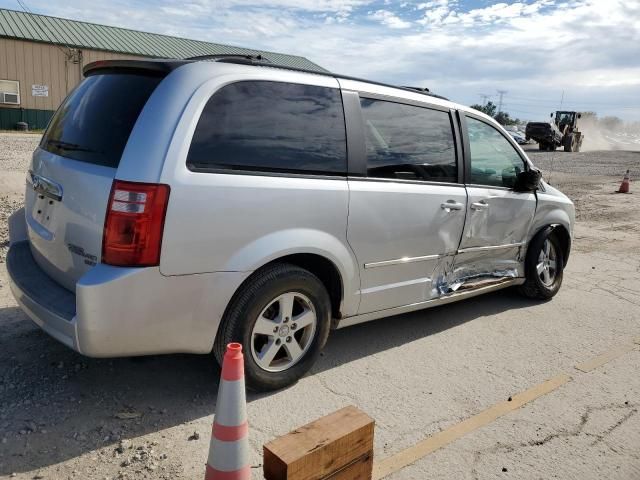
102,180 -> 170,267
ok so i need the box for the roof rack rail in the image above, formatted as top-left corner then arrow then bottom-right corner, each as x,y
402,86 -> 448,100
187,55 -> 450,101
185,54 -> 271,64
403,86 -> 430,93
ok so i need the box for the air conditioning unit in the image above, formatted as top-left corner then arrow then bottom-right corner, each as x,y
1,92 -> 20,105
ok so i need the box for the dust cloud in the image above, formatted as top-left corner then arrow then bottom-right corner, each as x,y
579,119 -> 640,152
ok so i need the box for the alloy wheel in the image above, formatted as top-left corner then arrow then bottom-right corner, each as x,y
250,292 -> 317,372
537,239 -> 558,286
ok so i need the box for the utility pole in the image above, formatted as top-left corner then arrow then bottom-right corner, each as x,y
497,90 -> 507,113
478,93 -> 491,106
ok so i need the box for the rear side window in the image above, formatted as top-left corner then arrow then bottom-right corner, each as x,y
360,98 -> 457,183
187,81 -> 347,175
41,73 -> 162,168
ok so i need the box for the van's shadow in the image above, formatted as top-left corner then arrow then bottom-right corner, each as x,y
0,289 -> 538,474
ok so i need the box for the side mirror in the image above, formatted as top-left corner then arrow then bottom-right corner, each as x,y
578,113 -> 582,119
550,112 -> 554,118
514,169 -> 542,192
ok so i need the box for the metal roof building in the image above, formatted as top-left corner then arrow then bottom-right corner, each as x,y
0,8 -> 327,129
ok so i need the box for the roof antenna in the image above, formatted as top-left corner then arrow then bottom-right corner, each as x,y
547,89 -> 564,186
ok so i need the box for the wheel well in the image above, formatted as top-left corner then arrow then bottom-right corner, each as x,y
262,254 -> 343,319
550,224 -> 571,266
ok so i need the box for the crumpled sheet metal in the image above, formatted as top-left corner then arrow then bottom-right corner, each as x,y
431,254 -> 522,296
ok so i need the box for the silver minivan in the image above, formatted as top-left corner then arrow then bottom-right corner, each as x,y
7,57 -> 574,391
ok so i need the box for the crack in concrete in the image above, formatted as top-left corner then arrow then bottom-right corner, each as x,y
315,374 -> 360,405
592,286 -> 640,307
589,408 -> 638,447
468,402 -> 638,475
470,450 -> 481,480
526,409 -> 589,447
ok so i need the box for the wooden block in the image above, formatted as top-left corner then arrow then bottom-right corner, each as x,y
264,405 -> 375,480
324,451 -> 373,480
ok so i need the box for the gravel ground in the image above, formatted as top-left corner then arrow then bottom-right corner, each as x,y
522,147 -> 639,225
0,133 -> 40,172
0,134 -> 38,264
1,133 -> 639,480
525,146 -> 640,178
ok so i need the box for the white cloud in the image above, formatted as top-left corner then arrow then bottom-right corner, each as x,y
13,0 -> 640,120
418,0 -> 556,26
370,9 -> 412,29
416,0 -> 456,25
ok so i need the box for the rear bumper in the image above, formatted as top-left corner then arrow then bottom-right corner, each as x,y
7,241 -> 78,349
7,240 -> 250,357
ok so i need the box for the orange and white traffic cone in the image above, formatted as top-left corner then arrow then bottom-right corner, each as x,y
205,343 -> 250,480
617,170 -> 631,193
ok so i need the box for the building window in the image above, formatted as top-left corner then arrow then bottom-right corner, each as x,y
0,80 -> 20,105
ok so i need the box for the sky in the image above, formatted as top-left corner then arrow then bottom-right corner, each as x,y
2,0 -> 639,121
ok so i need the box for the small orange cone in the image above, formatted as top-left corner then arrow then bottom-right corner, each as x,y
205,343 -> 250,480
617,170 -> 631,193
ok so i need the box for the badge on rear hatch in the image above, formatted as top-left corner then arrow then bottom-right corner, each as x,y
67,243 -> 98,266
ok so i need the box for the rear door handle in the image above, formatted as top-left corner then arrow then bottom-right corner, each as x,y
441,201 -> 464,211
471,201 -> 489,211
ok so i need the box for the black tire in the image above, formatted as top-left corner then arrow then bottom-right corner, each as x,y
538,142 -> 547,151
563,134 -> 573,152
519,227 -> 564,300
213,263 -> 331,392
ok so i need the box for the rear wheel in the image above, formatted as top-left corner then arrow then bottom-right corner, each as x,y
538,142 -> 547,151
214,263 -> 331,391
519,227 -> 564,300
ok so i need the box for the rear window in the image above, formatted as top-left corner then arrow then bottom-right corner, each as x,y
40,73 -> 162,168
187,81 -> 347,175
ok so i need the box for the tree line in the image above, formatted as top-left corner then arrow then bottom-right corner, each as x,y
469,101 -> 521,126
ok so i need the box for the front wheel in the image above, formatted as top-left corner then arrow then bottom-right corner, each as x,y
214,263 -> 331,391
563,134 -> 574,152
519,228 -> 564,300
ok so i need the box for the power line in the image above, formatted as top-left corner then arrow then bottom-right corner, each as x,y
502,103 -> 640,113
503,94 -> 640,107
500,107 -> 541,115
15,0 -> 73,55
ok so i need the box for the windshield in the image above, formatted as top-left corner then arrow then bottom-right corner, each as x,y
555,112 -> 575,126
40,73 -> 162,168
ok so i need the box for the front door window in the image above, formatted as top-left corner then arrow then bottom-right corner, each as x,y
467,117 -> 525,188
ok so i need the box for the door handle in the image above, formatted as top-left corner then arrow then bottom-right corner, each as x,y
471,201 -> 489,211
441,201 -> 464,211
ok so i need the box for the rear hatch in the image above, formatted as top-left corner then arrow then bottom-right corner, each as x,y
26,70 -> 164,292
